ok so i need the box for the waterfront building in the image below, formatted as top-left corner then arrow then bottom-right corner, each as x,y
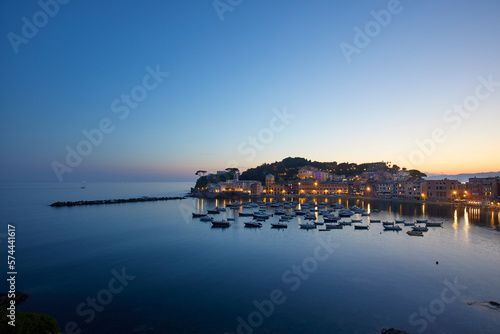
422,179 -> 460,201
466,177 -> 500,202
403,177 -> 425,200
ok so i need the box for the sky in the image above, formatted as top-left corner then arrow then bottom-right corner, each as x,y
1,0 -> 499,182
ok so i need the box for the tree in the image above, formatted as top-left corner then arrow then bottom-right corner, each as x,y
195,170 -> 207,177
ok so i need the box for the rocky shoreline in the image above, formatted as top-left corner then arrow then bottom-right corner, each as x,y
50,196 -> 185,207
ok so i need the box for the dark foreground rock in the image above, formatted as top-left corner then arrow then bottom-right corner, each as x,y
1,292 -> 60,333
50,196 -> 185,207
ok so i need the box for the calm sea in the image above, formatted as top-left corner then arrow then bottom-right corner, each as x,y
1,182 -> 500,334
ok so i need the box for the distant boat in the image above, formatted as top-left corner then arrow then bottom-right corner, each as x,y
384,225 -> 402,231
382,221 -> 395,226
239,212 -> 254,217
295,210 -> 307,215
212,220 -> 230,227
395,220 -> 405,224
412,226 -> 428,232
426,222 -> 443,227
403,222 -> 415,226
244,222 -> 262,228
192,213 -> 207,218
354,224 -> 369,229
325,223 -> 343,229
407,231 -> 424,236
339,220 -> 352,226
299,223 -> 316,229
274,209 -> 286,215
216,206 -> 226,212
323,216 -> 339,222
370,219 -> 381,223
361,213 -> 370,216
351,219 -> 362,223
271,222 -> 287,228
200,216 -> 213,222
313,221 -> 324,225
338,210 -> 354,217
207,209 -> 220,214
416,219 -> 428,224
304,213 -> 316,220
371,209 -> 380,213
227,217 -> 236,221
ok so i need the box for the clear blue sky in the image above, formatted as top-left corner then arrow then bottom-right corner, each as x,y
1,0 -> 499,181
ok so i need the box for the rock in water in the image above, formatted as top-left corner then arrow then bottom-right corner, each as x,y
381,328 -> 410,334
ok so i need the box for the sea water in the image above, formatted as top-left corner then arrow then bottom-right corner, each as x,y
1,182 -> 500,333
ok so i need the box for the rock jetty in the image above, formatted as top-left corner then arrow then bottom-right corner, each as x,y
50,196 -> 185,207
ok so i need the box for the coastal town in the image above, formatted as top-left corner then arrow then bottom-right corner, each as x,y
193,159 -> 500,209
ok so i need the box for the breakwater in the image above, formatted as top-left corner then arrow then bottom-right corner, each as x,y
50,196 -> 185,207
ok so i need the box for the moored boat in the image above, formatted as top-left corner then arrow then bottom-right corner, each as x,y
384,225 -> 402,231
370,219 -> 381,223
299,223 -> 316,229
426,222 -> 443,227
245,222 -> 262,227
207,209 -> 220,214
407,230 -> 424,236
271,222 -> 288,228
200,216 -> 213,222
382,221 -> 395,226
412,226 -> 428,232
212,220 -> 230,227
354,224 -> 369,229
325,223 -> 343,229
192,213 -> 207,218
